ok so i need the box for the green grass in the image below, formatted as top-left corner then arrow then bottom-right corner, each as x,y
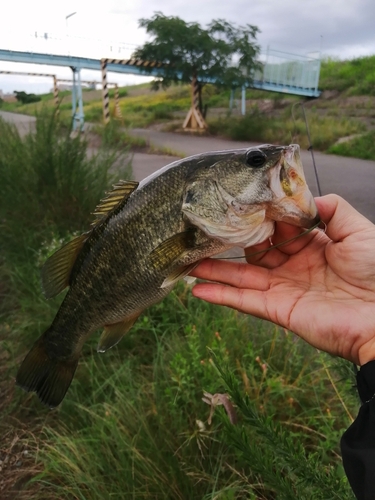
207,107 -> 366,151
0,112 -> 358,499
320,56 -> 375,95
328,130 -> 375,160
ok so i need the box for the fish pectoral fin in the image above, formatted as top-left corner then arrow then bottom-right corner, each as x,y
41,233 -> 88,299
91,180 -> 139,226
97,315 -> 140,353
149,229 -> 197,271
161,263 -> 199,289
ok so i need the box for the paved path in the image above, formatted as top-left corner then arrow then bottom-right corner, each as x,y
0,110 -> 35,136
1,111 -> 374,222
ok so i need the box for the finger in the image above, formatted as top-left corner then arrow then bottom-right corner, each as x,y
271,221 -> 318,255
315,194 -> 373,242
244,242 -> 289,269
191,258 -> 270,291
192,283 -> 271,321
244,222 -> 319,268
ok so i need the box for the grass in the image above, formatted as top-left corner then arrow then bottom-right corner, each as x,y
328,130 -> 375,160
207,107 -> 366,151
320,56 -> 375,95
0,111 -> 358,499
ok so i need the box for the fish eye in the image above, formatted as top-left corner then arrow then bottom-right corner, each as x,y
245,150 -> 267,168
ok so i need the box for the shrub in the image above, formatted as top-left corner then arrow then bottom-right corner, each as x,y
14,90 -> 41,104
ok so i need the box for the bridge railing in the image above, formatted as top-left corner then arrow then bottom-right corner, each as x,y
254,48 -> 321,93
0,30 -> 136,60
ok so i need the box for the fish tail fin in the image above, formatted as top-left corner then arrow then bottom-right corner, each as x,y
16,334 -> 79,408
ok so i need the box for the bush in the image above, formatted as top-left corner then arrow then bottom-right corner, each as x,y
14,90 -> 41,104
0,110 -> 132,266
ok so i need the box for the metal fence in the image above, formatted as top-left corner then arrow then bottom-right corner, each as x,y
254,48 -> 321,94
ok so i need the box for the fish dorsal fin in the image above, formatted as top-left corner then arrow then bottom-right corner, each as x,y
91,180 -> 138,226
97,315 -> 140,353
41,233 -> 88,299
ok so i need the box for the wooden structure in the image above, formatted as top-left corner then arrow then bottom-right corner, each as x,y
182,76 -> 207,131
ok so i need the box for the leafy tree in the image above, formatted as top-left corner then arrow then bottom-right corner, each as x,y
14,90 -> 41,104
133,13 -> 260,116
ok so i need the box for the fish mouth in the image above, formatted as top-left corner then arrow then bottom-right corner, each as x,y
267,144 -> 320,229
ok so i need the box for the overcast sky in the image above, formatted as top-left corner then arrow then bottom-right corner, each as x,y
1,0 -> 374,94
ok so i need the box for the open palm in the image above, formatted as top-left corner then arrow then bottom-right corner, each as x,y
192,195 -> 375,366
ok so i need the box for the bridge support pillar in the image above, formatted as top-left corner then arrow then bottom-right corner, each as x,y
241,86 -> 246,115
229,89 -> 234,111
70,67 -> 84,132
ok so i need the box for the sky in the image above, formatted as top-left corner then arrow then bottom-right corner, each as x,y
0,0 -> 374,94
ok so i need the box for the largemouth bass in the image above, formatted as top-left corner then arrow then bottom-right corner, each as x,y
16,144 -> 319,408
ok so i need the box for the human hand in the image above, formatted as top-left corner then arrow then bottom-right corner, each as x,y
192,195 -> 375,366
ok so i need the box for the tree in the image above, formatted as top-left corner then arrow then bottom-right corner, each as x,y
14,91 -> 41,104
133,13 -> 260,126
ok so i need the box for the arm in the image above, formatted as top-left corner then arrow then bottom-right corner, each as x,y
341,361 -> 375,500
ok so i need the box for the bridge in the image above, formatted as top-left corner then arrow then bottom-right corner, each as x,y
0,35 -> 321,130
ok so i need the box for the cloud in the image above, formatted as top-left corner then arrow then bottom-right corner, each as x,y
1,0 -> 374,93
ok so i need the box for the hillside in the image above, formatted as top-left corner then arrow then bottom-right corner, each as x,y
1,55 -> 375,159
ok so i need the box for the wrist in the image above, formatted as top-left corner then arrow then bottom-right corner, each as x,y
358,340 -> 375,366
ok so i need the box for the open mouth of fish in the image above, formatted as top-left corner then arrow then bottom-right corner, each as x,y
266,144 -> 320,229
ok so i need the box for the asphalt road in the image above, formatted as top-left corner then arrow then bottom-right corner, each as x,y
1,111 -> 374,222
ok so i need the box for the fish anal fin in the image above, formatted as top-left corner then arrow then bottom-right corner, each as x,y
16,335 -> 79,409
91,180 -> 138,226
41,233 -> 88,299
97,315 -> 140,353
161,263 -> 199,289
149,229 -> 197,271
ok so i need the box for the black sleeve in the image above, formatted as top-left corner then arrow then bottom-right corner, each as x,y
341,360 -> 375,500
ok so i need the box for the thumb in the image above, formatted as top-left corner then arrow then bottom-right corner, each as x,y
315,194 -> 373,242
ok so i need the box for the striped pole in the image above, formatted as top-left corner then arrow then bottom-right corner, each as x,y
100,58 -> 164,68
192,75 -> 200,111
101,58 -> 110,124
114,84 -> 123,122
0,70 -> 54,77
53,75 -> 59,113
182,75 -> 207,130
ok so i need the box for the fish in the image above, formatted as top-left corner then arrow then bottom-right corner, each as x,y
16,143 -> 319,408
